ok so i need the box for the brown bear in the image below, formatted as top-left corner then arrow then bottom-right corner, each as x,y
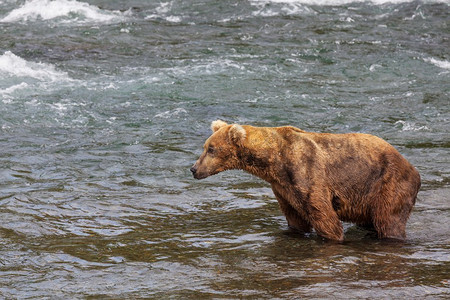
190,120 -> 421,241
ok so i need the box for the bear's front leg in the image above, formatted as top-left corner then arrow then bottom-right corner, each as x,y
307,194 -> 344,241
272,186 -> 312,233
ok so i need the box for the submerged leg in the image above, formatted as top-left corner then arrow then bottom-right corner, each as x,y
309,210 -> 344,241
372,189 -> 417,240
372,160 -> 420,240
306,192 -> 344,241
272,188 -> 312,233
373,205 -> 410,240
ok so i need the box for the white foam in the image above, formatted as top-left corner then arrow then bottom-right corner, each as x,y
0,0 -> 128,23
395,120 -> 429,132
250,0 -> 449,6
424,57 -> 450,70
0,51 -> 71,82
155,108 -> 187,119
251,0 -> 314,16
0,82 -> 29,102
369,64 -> 382,72
165,15 -> 182,23
168,59 -> 247,77
145,1 -> 183,23
1,82 -> 29,94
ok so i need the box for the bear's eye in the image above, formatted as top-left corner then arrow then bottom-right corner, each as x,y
207,146 -> 215,154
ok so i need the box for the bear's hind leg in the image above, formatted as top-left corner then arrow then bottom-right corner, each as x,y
374,216 -> 406,240
372,165 -> 420,240
372,195 -> 415,240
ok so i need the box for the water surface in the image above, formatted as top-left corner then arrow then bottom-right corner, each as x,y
0,0 -> 449,298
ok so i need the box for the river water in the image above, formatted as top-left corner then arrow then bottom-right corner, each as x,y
0,0 -> 449,298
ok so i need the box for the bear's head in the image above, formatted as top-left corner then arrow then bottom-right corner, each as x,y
190,120 -> 246,179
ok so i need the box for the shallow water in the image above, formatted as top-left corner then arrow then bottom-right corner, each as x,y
0,0 -> 449,298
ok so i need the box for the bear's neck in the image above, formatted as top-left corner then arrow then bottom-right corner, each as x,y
238,149 -> 278,183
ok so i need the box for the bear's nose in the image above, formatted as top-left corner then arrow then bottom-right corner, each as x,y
190,166 -> 197,174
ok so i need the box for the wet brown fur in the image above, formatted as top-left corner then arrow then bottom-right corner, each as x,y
191,121 -> 421,241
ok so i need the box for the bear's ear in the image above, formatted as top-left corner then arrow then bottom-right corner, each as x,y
211,120 -> 228,133
229,124 -> 246,145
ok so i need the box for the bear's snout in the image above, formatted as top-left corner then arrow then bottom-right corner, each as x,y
190,164 -> 209,180
190,165 -> 197,175
190,165 -> 202,179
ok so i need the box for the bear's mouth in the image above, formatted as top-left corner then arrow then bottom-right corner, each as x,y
191,168 -> 208,180
193,172 -> 208,180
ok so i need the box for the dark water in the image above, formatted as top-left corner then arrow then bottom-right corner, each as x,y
0,0 -> 449,298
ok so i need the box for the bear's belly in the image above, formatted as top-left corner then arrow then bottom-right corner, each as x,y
333,196 -> 371,225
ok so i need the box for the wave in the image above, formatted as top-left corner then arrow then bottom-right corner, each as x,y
251,0 -> 315,16
248,0 -> 450,19
0,82 -> 29,103
395,120 -> 429,132
145,1 -> 183,23
424,57 -> 450,70
155,108 -> 188,119
0,51 -> 71,82
0,0 -> 129,23
0,51 -> 74,100
250,0 -> 450,6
